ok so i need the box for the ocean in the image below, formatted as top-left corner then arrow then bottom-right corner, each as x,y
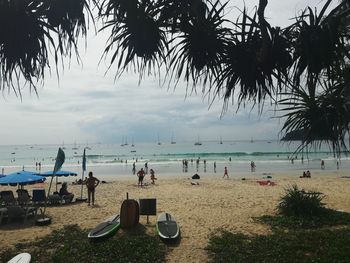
0,140 -> 347,180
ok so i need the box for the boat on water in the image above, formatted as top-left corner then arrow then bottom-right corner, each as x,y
194,135 -> 202,146
157,134 -> 161,145
171,132 -> 176,144
72,140 -> 78,150
219,136 -> 223,144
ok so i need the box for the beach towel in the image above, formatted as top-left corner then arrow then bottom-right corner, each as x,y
257,180 -> 276,186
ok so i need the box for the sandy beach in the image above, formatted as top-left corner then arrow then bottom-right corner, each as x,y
1,170 -> 350,262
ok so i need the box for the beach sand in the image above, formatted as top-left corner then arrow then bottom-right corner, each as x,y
1,170 -> 350,262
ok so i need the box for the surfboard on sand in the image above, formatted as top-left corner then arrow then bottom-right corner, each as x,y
8,253 -> 31,263
88,214 -> 121,240
156,212 -> 180,239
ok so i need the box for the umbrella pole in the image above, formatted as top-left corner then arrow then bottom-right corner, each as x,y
43,175 -> 54,215
80,170 -> 85,199
56,177 -> 58,192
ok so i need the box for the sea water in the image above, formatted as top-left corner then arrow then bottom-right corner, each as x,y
0,140 -> 347,180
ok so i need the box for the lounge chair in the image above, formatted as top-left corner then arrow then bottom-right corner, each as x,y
49,193 -> 62,205
0,207 -> 7,224
16,189 -> 31,205
7,205 -> 38,223
32,189 -> 47,207
0,191 -> 17,205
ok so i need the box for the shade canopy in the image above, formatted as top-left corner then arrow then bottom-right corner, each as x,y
0,170 -> 46,186
40,170 -> 78,177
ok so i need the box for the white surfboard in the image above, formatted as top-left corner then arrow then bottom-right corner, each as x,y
7,253 -> 31,263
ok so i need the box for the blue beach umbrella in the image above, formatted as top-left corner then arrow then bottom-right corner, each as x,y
40,170 -> 78,177
40,170 -> 77,192
0,170 -> 46,186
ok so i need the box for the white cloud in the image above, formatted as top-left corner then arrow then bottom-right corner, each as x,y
0,0 -> 335,145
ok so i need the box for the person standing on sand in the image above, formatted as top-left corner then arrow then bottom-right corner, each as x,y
86,171 -> 100,206
223,166 -> 229,178
137,168 -> 145,187
150,168 -> 157,184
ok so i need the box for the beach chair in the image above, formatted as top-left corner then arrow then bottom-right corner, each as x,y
48,193 -> 62,205
0,207 -> 8,224
32,189 -> 46,207
6,205 -> 38,223
16,189 -> 32,206
0,191 -> 17,205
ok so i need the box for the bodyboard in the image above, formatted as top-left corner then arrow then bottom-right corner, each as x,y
120,199 -> 139,228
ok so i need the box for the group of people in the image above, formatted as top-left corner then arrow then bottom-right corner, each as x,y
300,170 -> 311,178
136,168 -> 157,187
58,171 -> 100,206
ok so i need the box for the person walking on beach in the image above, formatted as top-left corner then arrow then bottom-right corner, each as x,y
321,160 -> 325,170
150,168 -> 157,184
86,171 -> 100,206
223,167 -> 229,179
137,168 -> 145,187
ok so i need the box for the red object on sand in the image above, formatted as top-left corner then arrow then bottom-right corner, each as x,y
257,180 -> 276,186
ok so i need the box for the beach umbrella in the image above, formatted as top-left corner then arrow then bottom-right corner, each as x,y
0,170 -> 46,187
40,170 -> 78,177
40,170 -> 78,192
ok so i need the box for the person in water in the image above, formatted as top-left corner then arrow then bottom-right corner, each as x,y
85,171 -> 100,206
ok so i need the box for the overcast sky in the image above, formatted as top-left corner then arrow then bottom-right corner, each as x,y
0,0 -> 335,145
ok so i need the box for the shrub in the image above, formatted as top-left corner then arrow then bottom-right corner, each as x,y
277,184 -> 326,217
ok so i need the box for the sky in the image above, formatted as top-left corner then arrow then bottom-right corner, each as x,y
0,0 -> 336,145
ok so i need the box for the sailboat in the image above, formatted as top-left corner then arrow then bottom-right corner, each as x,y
72,140 -> 78,150
62,141 -> 66,150
171,132 -> 176,144
157,134 -> 161,145
85,141 -> 92,150
194,135 -> 202,146
131,137 -> 135,147
219,136 -> 223,144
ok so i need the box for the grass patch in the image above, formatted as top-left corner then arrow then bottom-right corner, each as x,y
206,228 -> 350,263
0,224 -> 166,263
257,209 -> 350,229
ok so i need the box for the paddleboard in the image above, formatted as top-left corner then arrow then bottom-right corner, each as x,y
88,214 -> 120,240
7,253 -> 31,263
156,212 -> 180,239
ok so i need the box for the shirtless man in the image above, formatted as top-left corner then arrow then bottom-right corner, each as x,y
137,168 -> 145,187
86,171 -> 100,206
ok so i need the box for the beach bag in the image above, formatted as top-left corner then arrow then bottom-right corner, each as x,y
120,193 -> 139,228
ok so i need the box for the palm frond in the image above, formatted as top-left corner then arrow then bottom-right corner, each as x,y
214,8 -> 292,112
279,79 -> 350,156
0,0 -> 55,94
44,0 -> 93,59
167,0 -> 230,89
100,0 -> 168,79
